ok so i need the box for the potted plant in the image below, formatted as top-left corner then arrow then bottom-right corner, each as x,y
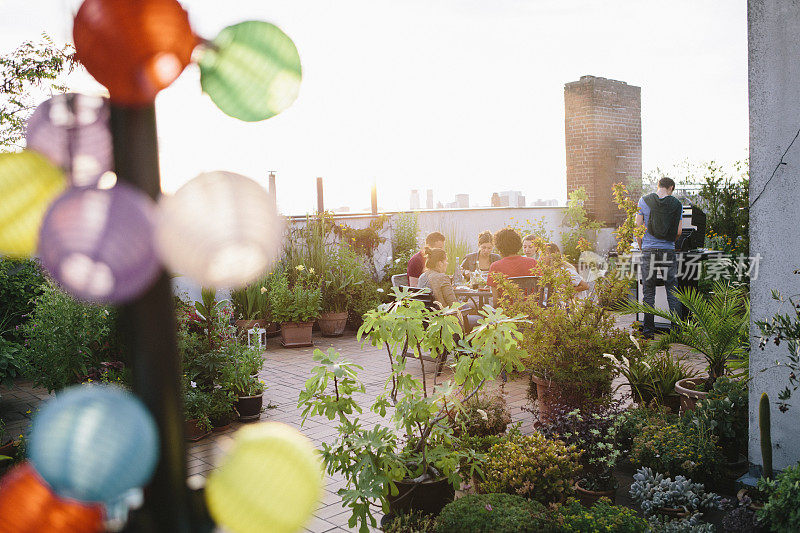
604,335 -> 695,413
629,467 -> 721,523
222,359 -> 265,421
207,388 -> 237,431
319,245 -> 363,337
538,402 -> 623,506
269,268 -> 321,347
690,376 -> 748,465
297,289 -> 527,531
619,280 -> 750,411
499,264 -> 633,420
183,386 -> 213,441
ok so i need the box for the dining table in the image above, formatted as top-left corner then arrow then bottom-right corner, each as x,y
453,286 -> 493,310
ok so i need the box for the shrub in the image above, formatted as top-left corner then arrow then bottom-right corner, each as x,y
347,273 -> 382,328
450,393 -> 511,438
383,510 -> 437,533
614,405 -> 678,457
631,419 -> 723,485
691,376 -> 748,459
435,493 -> 555,533
0,258 -> 46,343
555,497 -> 648,533
481,433 -> 581,504
21,283 -> 123,393
758,462 -> 800,532
184,386 -> 214,431
268,268 -> 321,323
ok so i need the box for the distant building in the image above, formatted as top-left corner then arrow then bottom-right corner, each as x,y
425,189 -> 434,209
493,190 -> 525,207
530,198 -> 559,207
332,206 -> 351,213
410,190 -> 420,210
455,194 -> 469,208
491,193 -> 502,207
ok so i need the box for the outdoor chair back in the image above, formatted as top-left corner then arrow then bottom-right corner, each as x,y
391,273 -> 409,287
507,275 -> 547,306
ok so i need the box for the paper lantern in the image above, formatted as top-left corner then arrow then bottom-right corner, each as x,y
0,462 -> 104,533
28,385 -> 159,504
199,21 -> 302,121
205,422 -> 322,533
25,93 -> 113,188
73,0 -> 197,105
0,151 -> 67,258
38,182 -> 161,303
154,171 -> 284,288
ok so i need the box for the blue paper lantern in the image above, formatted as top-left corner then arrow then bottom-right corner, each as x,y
28,385 -> 159,504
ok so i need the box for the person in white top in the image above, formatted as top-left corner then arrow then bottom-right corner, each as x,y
543,243 -> 590,294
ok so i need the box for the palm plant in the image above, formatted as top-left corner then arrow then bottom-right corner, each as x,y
619,280 -> 749,387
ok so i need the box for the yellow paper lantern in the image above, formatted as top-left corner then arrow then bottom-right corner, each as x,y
205,422 -> 322,533
0,151 -> 67,258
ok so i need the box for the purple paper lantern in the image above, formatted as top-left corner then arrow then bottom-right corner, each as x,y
25,93 -> 113,188
38,182 -> 161,303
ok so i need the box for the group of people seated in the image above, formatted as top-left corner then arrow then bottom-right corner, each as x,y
405,227 -> 589,311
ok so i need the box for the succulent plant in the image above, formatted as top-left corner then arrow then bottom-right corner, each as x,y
647,512 -> 716,532
629,467 -> 721,517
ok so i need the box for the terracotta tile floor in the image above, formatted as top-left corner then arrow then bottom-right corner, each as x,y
0,314 -> 706,532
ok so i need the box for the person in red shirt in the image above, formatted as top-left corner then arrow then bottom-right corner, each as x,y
487,228 -> 538,304
407,231 -> 445,286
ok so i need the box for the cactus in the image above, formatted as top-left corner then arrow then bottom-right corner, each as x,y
760,392 -> 773,479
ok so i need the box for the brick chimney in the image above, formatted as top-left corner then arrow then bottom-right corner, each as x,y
564,75 -> 642,226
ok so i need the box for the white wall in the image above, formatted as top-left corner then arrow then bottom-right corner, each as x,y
747,0 -> 800,471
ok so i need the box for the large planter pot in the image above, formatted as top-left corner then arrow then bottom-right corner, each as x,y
265,321 -> 280,337
236,393 -> 264,421
531,374 -> 608,423
210,410 -> 237,432
386,476 -> 455,518
675,377 -> 708,413
184,419 -> 210,442
632,389 -> 681,414
235,319 -> 268,337
575,479 -> 616,507
280,321 -> 314,347
318,311 -> 348,337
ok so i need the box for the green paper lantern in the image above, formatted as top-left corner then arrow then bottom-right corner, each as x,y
199,21 -> 302,122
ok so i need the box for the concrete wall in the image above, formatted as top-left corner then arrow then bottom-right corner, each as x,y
748,0 -> 800,471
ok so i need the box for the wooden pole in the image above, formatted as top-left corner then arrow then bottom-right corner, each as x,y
316,176 -> 324,213
110,105 -> 212,533
371,182 -> 378,215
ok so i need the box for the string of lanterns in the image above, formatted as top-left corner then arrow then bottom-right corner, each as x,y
0,0 -> 320,531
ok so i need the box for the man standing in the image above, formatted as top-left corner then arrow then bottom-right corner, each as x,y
407,232 -> 445,287
636,177 -> 683,339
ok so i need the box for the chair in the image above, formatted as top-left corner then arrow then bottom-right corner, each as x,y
399,286 -> 454,379
507,275 -> 546,306
391,273 -> 409,287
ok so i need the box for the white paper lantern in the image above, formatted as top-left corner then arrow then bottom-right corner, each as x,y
154,171 -> 283,288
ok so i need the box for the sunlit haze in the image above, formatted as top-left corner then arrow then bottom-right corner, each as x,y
1,0 -> 748,215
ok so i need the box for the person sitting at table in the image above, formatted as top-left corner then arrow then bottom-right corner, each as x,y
541,243 -> 590,294
487,228 -> 538,304
460,230 -> 501,281
417,247 -> 457,308
522,234 -> 537,259
407,231 -> 445,287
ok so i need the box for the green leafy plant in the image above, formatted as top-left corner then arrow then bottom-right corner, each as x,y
611,182 -> 646,256
297,290 -> 527,532
21,283 -> 122,393
383,510 -> 437,533
230,275 -> 271,321
183,386 -> 214,432
321,244 -> 364,313
757,462 -> 800,532
480,432 -> 581,504
614,405 -> 678,457
690,377 -> 748,460
268,268 -> 321,323
436,493 -> 555,533
631,420 -> 723,485
555,497 -> 649,533
630,467 -> 721,526
207,388 -> 236,425
0,259 -> 46,343
619,280 -> 750,387
448,393 -> 511,438
221,357 -> 265,397
391,212 -> 419,258
561,187 -> 602,264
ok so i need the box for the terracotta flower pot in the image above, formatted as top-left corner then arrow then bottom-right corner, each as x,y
265,321 -> 280,337
184,419 -> 210,442
318,311 -> 348,337
210,410 -> 237,432
531,374 -> 608,423
575,479 -> 617,507
235,319 -> 267,337
675,377 -> 708,413
280,321 -> 314,347
236,393 -> 263,421
386,475 -> 455,518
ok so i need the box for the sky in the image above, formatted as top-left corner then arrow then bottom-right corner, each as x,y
0,0 -> 749,215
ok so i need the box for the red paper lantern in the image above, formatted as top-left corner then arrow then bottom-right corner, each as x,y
0,462 -> 104,533
73,0 -> 198,105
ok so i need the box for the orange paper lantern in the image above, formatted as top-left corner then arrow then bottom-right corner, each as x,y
0,463 -> 104,533
73,0 -> 198,105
